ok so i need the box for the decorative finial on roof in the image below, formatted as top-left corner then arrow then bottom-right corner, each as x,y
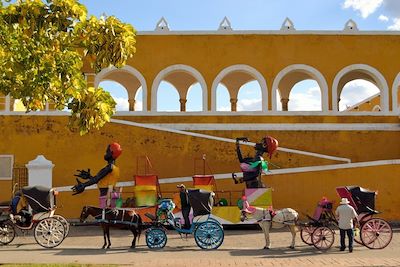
155,17 -> 170,31
280,17 -> 295,31
218,16 -> 232,31
344,19 -> 359,32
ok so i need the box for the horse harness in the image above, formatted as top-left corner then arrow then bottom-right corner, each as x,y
91,207 -> 139,226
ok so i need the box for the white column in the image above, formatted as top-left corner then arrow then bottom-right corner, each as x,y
5,94 -> 10,112
26,155 -> 54,188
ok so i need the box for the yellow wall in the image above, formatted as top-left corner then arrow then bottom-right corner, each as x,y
82,34 -> 400,111
0,115 -> 399,219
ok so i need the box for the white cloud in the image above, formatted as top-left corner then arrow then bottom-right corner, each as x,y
237,98 -> 262,111
288,86 -> 322,111
388,17 -> 400,29
379,14 -> 389,21
218,105 -> 231,111
134,100 -> 143,111
113,97 -> 129,111
343,0 -> 383,18
382,0 -> 400,17
339,79 -> 380,111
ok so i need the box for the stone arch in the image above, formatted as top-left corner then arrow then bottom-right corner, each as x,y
332,64 -> 389,113
211,65 -> 268,111
392,73 -> 400,113
94,66 -> 147,111
271,64 -> 329,112
151,64 -> 207,111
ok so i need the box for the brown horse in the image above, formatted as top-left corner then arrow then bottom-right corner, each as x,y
80,206 -> 142,249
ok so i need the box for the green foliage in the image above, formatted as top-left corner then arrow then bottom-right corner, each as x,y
0,0 -> 136,134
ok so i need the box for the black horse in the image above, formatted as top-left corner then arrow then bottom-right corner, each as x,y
80,206 -> 142,249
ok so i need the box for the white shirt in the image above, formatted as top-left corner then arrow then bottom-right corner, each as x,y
335,204 -> 358,230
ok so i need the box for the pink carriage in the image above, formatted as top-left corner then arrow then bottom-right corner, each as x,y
336,186 -> 393,249
300,197 -> 337,250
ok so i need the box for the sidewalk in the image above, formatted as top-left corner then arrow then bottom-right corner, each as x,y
0,227 -> 398,266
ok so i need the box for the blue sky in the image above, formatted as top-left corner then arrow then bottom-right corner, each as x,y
83,0 -> 397,111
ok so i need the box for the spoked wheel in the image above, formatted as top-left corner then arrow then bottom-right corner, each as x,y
145,228 -> 167,249
0,221 -> 16,245
53,215 -> 70,238
194,220 -> 224,249
360,218 -> 393,249
300,225 -> 315,246
311,226 -> 335,250
34,217 -> 66,248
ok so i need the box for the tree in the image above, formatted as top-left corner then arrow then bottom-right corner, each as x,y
0,0 -> 136,134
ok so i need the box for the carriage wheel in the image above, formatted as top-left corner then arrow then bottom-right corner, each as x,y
34,217 -> 66,248
194,220 -> 224,249
360,218 -> 393,249
311,226 -> 335,250
0,221 -> 16,245
53,215 -> 70,238
145,228 -> 167,249
300,226 -> 315,246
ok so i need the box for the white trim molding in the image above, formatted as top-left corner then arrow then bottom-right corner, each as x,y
151,64 -> 208,111
332,64 -> 389,113
149,123 -> 400,131
94,66 -> 148,111
392,72 -> 400,114
271,64 -> 329,112
211,64 -> 268,112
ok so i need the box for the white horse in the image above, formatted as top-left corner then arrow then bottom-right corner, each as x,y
241,202 -> 299,249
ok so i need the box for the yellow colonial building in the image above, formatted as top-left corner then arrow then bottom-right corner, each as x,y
0,19 -> 399,220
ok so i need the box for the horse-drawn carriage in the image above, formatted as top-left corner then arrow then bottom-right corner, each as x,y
145,189 -> 224,250
0,186 -> 69,248
300,185 -> 393,250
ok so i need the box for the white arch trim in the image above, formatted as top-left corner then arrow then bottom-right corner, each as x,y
392,73 -> 400,114
211,65 -> 268,112
271,64 -> 329,112
151,64 -> 208,111
94,66 -> 148,111
332,64 -> 389,113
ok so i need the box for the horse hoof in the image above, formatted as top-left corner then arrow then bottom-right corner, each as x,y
263,246 -> 270,250
130,245 -> 136,249
289,246 -> 295,249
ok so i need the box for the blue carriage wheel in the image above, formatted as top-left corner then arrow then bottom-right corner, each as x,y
145,228 -> 167,249
194,221 -> 224,250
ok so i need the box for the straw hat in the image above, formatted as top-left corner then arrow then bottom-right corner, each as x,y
340,198 -> 350,205
176,184 -> 186,189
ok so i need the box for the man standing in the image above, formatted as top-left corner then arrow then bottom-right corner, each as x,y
335,197 -> 358,252
177,184 -> 191,229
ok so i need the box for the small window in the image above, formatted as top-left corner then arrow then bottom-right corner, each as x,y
0,155 -> 14,180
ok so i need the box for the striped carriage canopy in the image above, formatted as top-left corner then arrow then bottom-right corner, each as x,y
192,175 -> 216,192
22,186 -> 55,213
134,175 -> 160,207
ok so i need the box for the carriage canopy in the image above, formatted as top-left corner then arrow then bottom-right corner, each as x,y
336,186 -> 376,213
346,186 -> 376,213
21,186 -> 55,213
188,189 -> 214,217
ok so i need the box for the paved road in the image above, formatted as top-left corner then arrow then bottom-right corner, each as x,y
0,226 -> 399,266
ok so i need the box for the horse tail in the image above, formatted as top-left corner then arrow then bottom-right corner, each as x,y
136,215 -> 142,243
